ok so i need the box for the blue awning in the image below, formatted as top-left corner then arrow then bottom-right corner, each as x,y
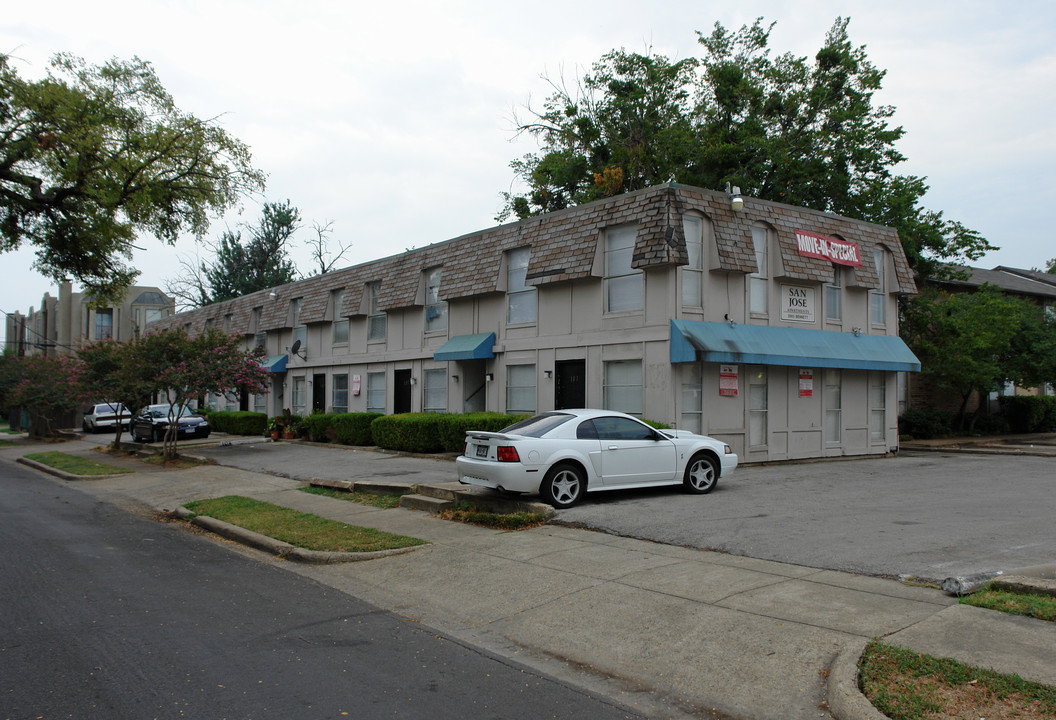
433,332 -> 496,361
261,354 -> 288,373
670,320 -> 921,372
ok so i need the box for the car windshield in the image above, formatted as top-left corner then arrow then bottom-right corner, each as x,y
501,412 -> 574,438
150,406 -> 199,419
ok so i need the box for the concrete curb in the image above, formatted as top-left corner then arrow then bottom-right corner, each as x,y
828,641 -> 888,720
15,455 -> 132,482
172,506 -> 427,564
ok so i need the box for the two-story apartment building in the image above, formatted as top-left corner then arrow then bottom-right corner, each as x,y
151,183 -> 920,462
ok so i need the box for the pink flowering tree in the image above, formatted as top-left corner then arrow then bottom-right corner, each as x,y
6,354 -> 93,437
76,339 -> 153,447
133,327 -> 270,458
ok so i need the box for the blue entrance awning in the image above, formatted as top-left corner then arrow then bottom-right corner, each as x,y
433,332 -> 496,361
261,354 -> 288,373
670,320 -> 921,372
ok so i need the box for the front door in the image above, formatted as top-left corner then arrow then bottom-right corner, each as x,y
312,374 -> 326,413
555,360 -> 585,409
394,369 -> 412,414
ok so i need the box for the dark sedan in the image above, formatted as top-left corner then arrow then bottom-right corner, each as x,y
130,404 -> 211,443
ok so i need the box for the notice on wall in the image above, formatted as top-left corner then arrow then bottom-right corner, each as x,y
719,365 -> 739,397
799,369 -> 814,398
352,374 -> 361,396
781,284 -> 816,323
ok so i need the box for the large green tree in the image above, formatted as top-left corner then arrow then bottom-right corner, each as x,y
502,18 -> 994,278
0,53 -> 266,303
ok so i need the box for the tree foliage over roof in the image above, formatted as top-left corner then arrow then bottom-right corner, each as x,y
0,52 -> 266,304
502,17 -> 995,279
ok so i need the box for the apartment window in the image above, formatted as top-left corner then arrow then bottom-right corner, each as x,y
604,225 -> 642,313
292,376 -> 306,415
825,266 -> 842,321
291,298 -> 306,348
332,290 -> 348,345
366,372 -> 386,413
253,393 -> 267,414
749,226 -> 769,315
424,267 -> 447,333
603,359 -> 643,416
505,364 -> 536,413
680,363 -> 703,434
681,215 -> 704,308
251,307 -> 262,333
506,247 -> 537,324
423,368 -> 447,413
870,248 -> 886,326
254,331 -> 267,351
869,372 -> 886,442
368,281 -> 386,340
94,309 -> 113,340
748,366 -> 768,448
332,373 -> 349,413
824,369 -> 841,444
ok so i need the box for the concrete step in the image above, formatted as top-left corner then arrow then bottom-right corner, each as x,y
399,494 -> 454,512
352,480 -> 416,495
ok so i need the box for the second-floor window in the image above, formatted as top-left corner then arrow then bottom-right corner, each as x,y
506,247 -> 536,324
368,281 -> 386,340
825,266 -> 842,321
682,215 -> 704,308
290,298 -> 306,348
870,249 -> 886,326
604,225 -> 642,313
749,226 -> 769,316
332,290 -> 348,345
424,267 -> 447,332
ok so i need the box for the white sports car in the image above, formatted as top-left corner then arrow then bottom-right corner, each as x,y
456,409 -> 738,508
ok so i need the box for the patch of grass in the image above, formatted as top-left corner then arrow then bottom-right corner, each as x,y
183,495 -> 426,553
0,439 -> 18,447
860,640 -> 1056,720
139,454 -> 207,470
961,584 -> 1056,622
301,485 -> 404,509
438,503 -> 548,530
24,451 -> 134,476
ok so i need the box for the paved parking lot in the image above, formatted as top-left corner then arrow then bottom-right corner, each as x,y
188,439 -> 1054,583
557,451 -> 1055,582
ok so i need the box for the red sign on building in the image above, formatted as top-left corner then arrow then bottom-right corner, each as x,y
795,230 -> 862,267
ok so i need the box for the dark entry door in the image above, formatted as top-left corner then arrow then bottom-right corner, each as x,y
394,369 -> 412,414
312,374 -> 326,413
554,360 -> 585,409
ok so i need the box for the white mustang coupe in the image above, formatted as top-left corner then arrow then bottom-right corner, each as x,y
456,409 -> 738,508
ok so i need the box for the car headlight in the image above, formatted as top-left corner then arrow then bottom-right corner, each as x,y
723,444 -> 733,454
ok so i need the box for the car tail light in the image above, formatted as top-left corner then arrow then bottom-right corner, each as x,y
462,443 -> 467,456
496,446 -> 520,463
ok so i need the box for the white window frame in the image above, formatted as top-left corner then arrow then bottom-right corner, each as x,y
870,249 -> 886,326
869,372 -> 886,442
332,290 -> 348,345
604,225 -> 643,313
603,359 -> 643,416
424,268 -> 447,333
680,362 -> 703,434
681,215 -> 704,309
291,298 -> 306,348
748,366 -> 768,448
366,371 -> 386,413
332,373 -> 349,413
423,368 -> 447,413
95,309 -> 113,340
824,369 -> 841,444
505,364 -> 536,413
292,376 -> 307,416
506,247 -> 537,324
368,281 -> 386,341
749,226 -> 769,316
825,266 -> 842,321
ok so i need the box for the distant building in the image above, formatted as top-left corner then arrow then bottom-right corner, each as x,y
151,183 -> 921,462
6,281 -> 174,357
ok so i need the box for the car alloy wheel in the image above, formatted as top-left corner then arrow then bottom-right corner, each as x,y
542,463 -> 584,509
683,453 -> 718,494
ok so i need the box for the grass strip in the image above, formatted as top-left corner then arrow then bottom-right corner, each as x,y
0,439 -> 17,447
859,640 -> 1056,720
438,503 -> 548,530
183,495 -> 426,553
300,485 -> 404,509
24,451 -> 133,476
961,584 -> 1056,622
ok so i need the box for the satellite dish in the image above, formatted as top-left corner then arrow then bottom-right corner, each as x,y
290,339 -> 301,355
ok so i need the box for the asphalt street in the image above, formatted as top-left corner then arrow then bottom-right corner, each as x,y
0,458 -> 644,720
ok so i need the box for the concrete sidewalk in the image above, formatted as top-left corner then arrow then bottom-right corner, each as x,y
15,440 -> 1051,720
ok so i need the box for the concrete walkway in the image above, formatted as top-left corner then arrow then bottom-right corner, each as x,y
5,436 -> 1055,720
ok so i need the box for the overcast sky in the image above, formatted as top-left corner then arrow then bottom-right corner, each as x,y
3,0 -> 1054,324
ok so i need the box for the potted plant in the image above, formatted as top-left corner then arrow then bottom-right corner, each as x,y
281,410 -> 301,439
266,416 -> 283,440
